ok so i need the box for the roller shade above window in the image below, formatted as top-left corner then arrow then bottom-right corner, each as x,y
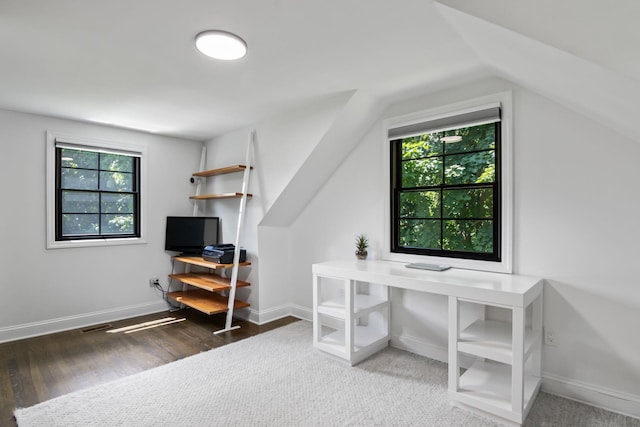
55,139 -> 142,158
388,105 -> 501,140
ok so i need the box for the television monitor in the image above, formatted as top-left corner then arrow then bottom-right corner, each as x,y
164,216 -> 219,255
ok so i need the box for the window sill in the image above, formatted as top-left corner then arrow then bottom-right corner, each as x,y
383,251 -> 512,274
46,237 -> 147,250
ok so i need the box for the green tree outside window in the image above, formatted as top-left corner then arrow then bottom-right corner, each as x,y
57,147 -> 140,240
391,121 -> 500,261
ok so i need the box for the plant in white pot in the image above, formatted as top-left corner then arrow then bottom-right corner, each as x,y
355,234 -> 369,260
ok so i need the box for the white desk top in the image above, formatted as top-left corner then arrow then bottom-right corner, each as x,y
312,260 -> 543,307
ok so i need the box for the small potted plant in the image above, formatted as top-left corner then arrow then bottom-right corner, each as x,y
355,234 -> 369,260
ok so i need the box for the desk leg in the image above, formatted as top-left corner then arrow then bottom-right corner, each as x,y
532,294 -> 543,379
344,279 -> 355,363
386,285 -> 391,343
312,274 -> 320,347
448,296 -> 460,393
511,306 -> 525,414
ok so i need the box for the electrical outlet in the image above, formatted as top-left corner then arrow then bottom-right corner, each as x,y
149,277 -> 160,287
544,327 -> 557,346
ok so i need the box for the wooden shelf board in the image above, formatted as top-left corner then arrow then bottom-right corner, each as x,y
189,192 -> 253,200
192,165 -> 252,177
169,273 -> 250,292
167,290 -> 250,315
174,256 -> 251,269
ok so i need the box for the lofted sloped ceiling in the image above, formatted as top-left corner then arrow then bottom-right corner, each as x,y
1,1 -> 636,143
0,0 -> 483,141
435,0 -> 640,143
260,90 -> 385,227
258,0 -> 640,228
435,0 -> 640,83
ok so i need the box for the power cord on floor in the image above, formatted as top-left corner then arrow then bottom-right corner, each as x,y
150,259 -> 182,310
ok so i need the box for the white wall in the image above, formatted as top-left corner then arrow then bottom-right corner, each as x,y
202,94 -> 353,320
514,90 -> 640,410
0,109 -> 203,341
287,77 -> 640,414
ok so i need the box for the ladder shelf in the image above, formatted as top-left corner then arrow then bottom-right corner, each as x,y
172,130 -> 254,334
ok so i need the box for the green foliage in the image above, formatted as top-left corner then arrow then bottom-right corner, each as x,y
399,219 -> 440,249
397,123 -> 497,254
60,148 -> 136,236
355,234 -> 369,251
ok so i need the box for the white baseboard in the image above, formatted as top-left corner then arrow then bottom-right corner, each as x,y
248,304 -> 300,325
392,331 -> 640,420
0,300 -> 169,343
229,307 -> 254,323
541,372 -> 640,420
289,304 -> 312,322
390,332 -> 448,364
390,333 -> 478,369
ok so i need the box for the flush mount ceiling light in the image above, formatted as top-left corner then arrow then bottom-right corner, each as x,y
441,135 -> 463,143
195,30 -> 247,60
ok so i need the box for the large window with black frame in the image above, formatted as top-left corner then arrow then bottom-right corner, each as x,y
55,143 -> 141,241
389,106 -> 501,261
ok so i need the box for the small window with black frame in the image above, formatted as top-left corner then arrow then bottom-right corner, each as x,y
389,107 -> 501,261
55,143 -> 141,241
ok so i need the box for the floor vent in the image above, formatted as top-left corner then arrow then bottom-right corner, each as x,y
80,324 -> 113,333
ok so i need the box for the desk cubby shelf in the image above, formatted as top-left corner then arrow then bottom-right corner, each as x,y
458,319 -> 541,364
316,294 -> 388,319
313,275 -> 390,366
317,326 -> 388,357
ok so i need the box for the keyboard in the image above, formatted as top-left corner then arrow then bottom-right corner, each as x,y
406,262 -> 451,271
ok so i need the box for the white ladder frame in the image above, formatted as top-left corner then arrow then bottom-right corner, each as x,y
215,130 -> 254,334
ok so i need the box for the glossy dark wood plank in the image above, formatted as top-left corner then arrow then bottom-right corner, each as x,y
0,311 -> 299,426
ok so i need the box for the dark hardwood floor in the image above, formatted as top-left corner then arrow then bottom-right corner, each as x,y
0,310 -> 299,426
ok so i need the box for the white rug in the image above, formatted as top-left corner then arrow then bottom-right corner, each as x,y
15,321 -> 497,426
14,321 -> 639,426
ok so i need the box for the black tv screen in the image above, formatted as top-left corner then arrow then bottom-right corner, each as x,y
164,216 -> 219,254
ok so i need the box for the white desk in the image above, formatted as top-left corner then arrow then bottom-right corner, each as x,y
312,260 -> 543,425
